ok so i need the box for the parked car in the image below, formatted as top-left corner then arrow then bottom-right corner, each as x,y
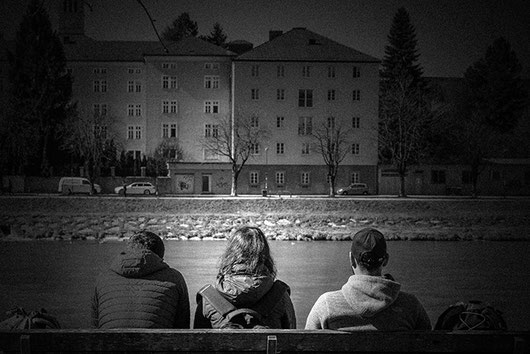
336,183 -> 369,195
114,182 -> 156,195
58,177 -> 101,195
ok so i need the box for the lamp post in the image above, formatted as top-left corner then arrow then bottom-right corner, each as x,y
264,147 -> 269,195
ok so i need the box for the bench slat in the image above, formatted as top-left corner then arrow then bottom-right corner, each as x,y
0,330 -> 528,353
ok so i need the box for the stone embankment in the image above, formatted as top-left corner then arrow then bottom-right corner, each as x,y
0,196 -> 528,241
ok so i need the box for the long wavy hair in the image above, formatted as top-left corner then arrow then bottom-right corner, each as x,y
217,226 -> 276,278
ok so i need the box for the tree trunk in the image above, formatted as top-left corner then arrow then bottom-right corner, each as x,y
231,167 -> 238,196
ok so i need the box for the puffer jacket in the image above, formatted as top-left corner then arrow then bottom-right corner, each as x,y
91,249 -> 190,329
193,272 -> 296,329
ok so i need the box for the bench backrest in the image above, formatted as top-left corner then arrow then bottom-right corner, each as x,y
0,329 -> 528,354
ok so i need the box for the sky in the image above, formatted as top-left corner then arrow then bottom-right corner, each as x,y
1,0 -> 529,78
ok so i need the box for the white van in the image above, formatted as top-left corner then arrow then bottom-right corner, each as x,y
58,177 -> 101,195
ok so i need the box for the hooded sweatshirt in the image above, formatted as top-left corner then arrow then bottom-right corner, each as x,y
305,274 -> 431,330
193,272 -> 296,329
92,249 -> 190,329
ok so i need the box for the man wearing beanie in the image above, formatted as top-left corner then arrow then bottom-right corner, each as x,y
305,228 -> 431,330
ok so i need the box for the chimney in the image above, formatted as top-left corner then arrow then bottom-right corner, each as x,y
269,30 -> 283,41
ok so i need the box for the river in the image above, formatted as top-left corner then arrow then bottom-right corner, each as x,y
0,240 -> 529,330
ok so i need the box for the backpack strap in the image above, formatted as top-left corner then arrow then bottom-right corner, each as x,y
198,284 -> 237,317
252,280 -> 290,318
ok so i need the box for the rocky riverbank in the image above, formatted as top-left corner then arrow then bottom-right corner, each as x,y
0,196 -> 529,241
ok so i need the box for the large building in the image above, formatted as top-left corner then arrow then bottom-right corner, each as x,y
2,0 -> 381,195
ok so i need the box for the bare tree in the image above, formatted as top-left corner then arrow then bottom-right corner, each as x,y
312,118 -> 352,197
61,108 -> 118,192
202,109 -> 269,196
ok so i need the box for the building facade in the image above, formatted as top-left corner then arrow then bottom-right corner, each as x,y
2,1 -> 382,195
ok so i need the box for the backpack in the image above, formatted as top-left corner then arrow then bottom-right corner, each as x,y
434,300 -> 507,331
0,307 -> 61,330
197,280 -> 289,329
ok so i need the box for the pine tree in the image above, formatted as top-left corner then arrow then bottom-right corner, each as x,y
464,37 -> 527,133
7,0 -> 72,176
204,23 -> 228,47
162,12 -> 198,42
379,7 -> 431,197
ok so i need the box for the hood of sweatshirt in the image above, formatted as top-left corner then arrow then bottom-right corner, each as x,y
110,249 -> 168,278
215,272 -> 274,307
341,274 -> 401,318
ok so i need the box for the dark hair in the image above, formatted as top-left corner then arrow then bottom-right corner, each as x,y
218,226 -> 276,278
128,230 -> 165,259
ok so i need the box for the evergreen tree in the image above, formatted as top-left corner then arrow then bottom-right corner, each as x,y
464,37 -> 527,132
7,0 -> 72,176
203,23 -> 228,47
162,12 -> 198,42
379,7 -> 431,197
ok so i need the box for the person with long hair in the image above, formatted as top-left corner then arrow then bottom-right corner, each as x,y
194,226 -> 296,328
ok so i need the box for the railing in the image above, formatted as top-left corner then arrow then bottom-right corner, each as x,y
0,329 -> 529,353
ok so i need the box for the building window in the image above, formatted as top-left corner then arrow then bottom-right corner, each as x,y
93,67 -> 107,74
327,89 -> 336,101
250,171 -> 259,186
277,65 -> 285,77
301,143 -> 310,155
298,89 -> 313,107
327,116 -> 336,129
204,124 -> 219,138
127,126 -> 134,139
162,101 -> 177,114
204,101 -> 219,114
128,81 -> 141,92
352,90 -> 361,101
277,89 -> 285,100
276,171 -> 285,186
353,66 -> 360,78
93,103 -> 108,116
351,172 -> 360,184
251,65 -> 260,77
276,116 -> 284,128
250,143 -> 260,155
162,62 -> 176,69
127,68 -> 141,74
135,104 -> 142,116
135,126 -> 142,139
250,115 -> 259,128
298,116 -> 312,135
127,104 -> 134,116
302,66 -> 311,77
327,66 -> 336,78
352,116 -> 360,128
301,172 -> 310,185
251,88 -> 260,100
94,125 -> 107,139
162,76 -> 177,89
162,123 -> 177,138
276,142 -> 284,155
204,63 -> 220,70
93,80 -> 107,92
431,170 -> 446,184
352,143 -> 360,155
204,75 -> 220,89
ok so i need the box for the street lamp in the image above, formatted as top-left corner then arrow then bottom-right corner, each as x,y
264,147 -> 269,194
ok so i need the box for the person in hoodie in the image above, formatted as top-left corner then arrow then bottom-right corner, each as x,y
305,228 -> 431,330
91,231 -> 190,328
193,226 -> 296,328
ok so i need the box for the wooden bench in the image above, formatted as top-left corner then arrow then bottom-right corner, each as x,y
0,329 -> 529,353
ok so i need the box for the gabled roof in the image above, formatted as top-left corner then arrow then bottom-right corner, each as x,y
62,36 -> 235,62
236,27 -> 379,63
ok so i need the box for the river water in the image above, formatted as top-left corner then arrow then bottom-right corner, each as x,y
0,240 -> 529,330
